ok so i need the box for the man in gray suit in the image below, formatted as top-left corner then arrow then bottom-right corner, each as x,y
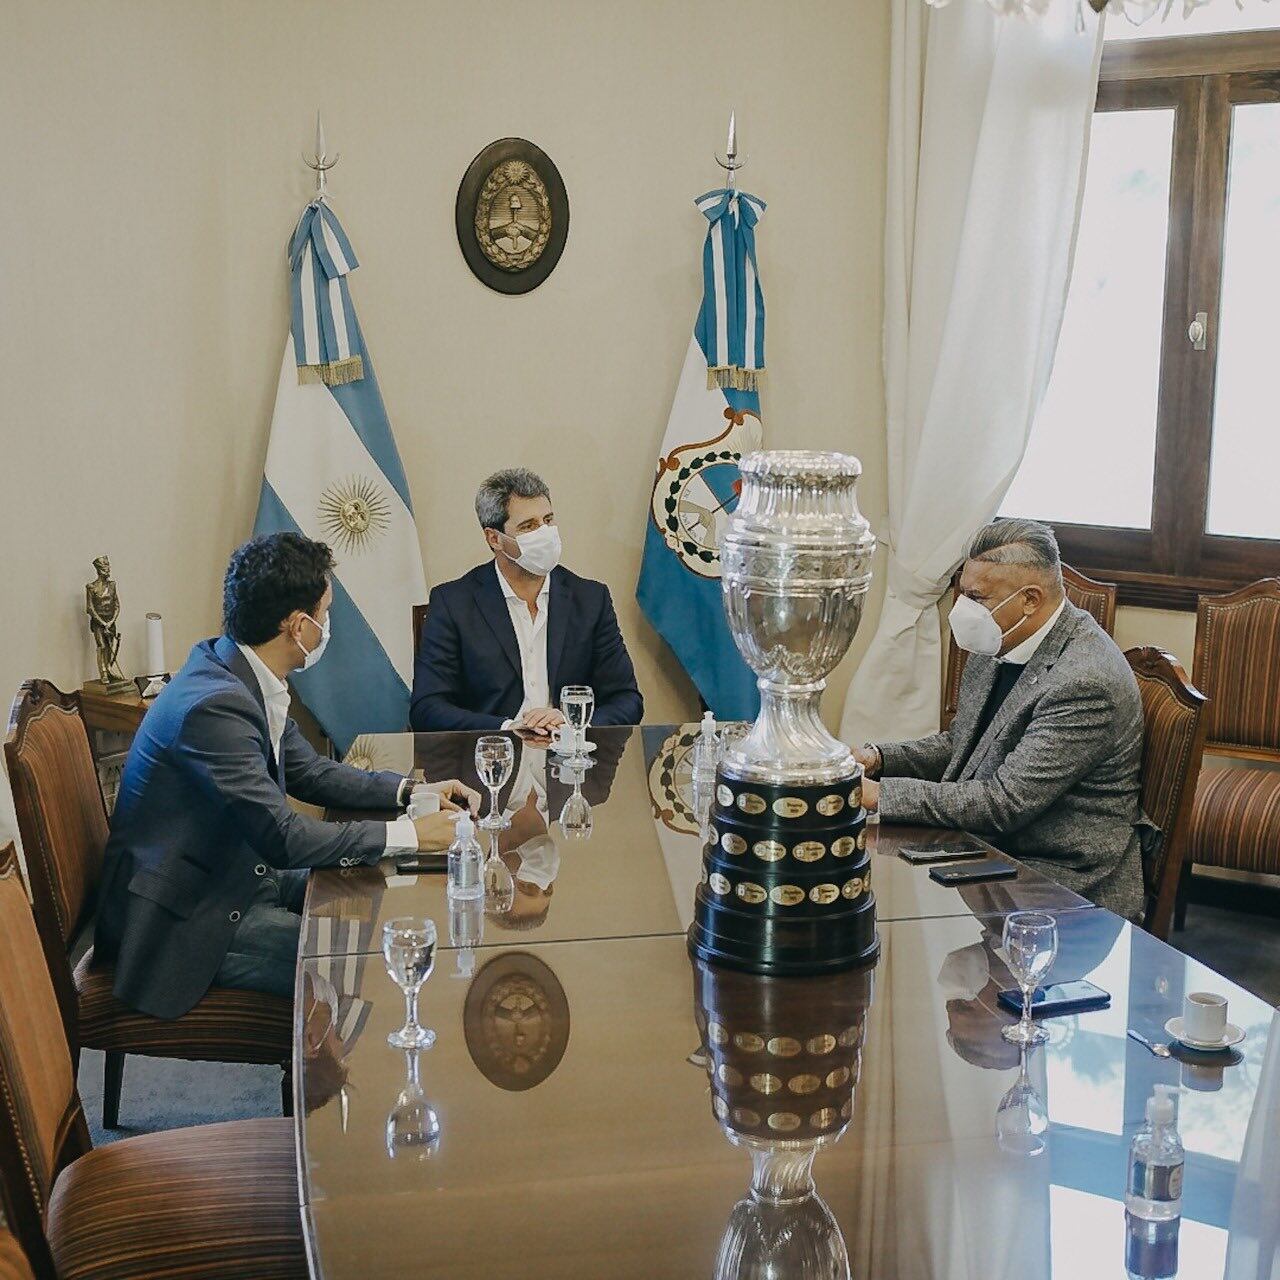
857,519 -> 1145,917
95,533 -> 477,1019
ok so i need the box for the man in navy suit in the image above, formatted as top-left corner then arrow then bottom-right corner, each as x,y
96,533 -> 477,1018
410,468 -> 644,733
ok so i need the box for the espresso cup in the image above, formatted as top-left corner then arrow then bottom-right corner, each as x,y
551,725 -> 575,752
1184,991 -> 1228,1044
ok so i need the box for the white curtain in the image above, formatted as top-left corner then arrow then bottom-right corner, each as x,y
840,0 -> 1103,748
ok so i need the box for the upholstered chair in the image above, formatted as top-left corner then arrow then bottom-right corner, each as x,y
0,1231 -> 35,1280
4,680 -> 292,1128
0,841 -> 306,1280
1126,648 -> 1209,941
941,563 -> 1119,729
1184,578 -> 1280,923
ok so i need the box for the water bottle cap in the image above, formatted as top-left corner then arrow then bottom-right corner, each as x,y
700,710 -> 717,739
456,812 -> 475,841
1148,1084 -> 1178,1126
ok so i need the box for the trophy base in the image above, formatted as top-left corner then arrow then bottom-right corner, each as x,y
84,677 -> 135,697
690,764 -> 880,978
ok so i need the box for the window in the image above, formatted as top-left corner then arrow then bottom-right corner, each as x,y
1002,23 -> 1280,608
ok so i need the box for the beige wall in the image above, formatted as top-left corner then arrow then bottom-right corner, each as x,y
1114,605 -> 1197,670
0,1 -> 889,846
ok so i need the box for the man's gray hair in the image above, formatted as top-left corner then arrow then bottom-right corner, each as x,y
966,519 -> 1063,588
475,468 -> 551,532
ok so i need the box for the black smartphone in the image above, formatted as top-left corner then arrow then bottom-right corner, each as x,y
900,844 -> 986,865
928,858 -> 1018,885
997,979 -> 1111,1018
393,853 -> 448,875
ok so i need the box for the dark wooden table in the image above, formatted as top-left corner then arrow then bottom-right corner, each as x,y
296,726 -> 1279,1279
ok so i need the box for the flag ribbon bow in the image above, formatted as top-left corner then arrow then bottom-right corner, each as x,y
693,188 -> 767,393
288,202 -> 365,387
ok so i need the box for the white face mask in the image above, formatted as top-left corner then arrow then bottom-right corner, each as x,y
505,524 -> 562,577
296,612 -> 331,670
947,590 -> 1024,657
515,835 -> 560,890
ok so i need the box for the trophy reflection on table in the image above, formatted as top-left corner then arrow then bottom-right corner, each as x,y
691,952 -> 876,1279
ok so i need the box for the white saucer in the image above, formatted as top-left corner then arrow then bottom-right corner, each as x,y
1165,1016 -> 1245,1052
550,739 -> 597,757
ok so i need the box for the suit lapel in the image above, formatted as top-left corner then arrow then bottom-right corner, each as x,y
215,635 -> 282,787
959,607 -> 1080,781
946,659 -> 998,782
546,568 -> 570,698
474,565 -> 522,677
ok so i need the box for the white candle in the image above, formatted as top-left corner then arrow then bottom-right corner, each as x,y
146,613 -> 166,676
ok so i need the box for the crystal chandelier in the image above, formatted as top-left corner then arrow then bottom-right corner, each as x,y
923,0 -> 1268,28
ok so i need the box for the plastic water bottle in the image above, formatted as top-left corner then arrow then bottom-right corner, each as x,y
692,711 -> 720,787
1126,1084 -> 1184,1222
447,812 -> 483,900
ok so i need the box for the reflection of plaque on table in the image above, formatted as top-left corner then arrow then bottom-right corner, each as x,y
463,952 -> 569,1091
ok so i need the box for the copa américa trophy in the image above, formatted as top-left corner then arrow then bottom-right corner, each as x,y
690,451 -> 879,975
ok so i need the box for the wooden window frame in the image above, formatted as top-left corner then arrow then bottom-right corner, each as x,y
1040,32 -> 1280,611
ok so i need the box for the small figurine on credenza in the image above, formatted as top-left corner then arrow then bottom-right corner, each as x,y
84,555 -> 132,694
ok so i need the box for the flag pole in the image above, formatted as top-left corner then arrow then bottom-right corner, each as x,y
714,109 -> 746,191
302,109 -> 339,203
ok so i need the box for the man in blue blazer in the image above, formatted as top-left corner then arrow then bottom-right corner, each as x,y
95,533 -> 476,1019
410,468 -> 644,733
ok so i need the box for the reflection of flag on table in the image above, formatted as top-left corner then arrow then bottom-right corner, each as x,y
636,189 -> 767,720
252,201 -> 427,753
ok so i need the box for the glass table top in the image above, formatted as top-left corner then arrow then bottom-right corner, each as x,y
303,726 -> 1092,958
296,912 -> 1279,1280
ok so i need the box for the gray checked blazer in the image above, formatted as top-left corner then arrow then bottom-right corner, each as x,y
877,603 -> 1146,918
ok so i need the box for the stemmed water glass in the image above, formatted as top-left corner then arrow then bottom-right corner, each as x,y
559,685 -> 595,765
558,763 -> 593,840
382,917 -> 437,1049
1001,911 -> 1058,1046
483,831 -> 515,915
475,735 -> 514,830
995,1046 -> 1049,1156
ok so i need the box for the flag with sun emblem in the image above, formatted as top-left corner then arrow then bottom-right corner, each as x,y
635,187 -> 766,720
252,200 -> 427,752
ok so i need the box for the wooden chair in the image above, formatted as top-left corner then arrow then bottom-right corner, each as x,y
0,1230 -> 35,1280
1184,578 -> 1280,922
4,680 -> 292,1128
941,563 -> 1119,728
0,841 -> 305,1280
1125,647 -> 1208,942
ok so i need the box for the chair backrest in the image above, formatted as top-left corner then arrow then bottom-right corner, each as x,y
942,564 -> 1119,728
4,680 -> 109,1036
1126,647 -> 1208,942
0,842 -> 90,1278
0,1230 -> 36,1280
1191,577 -> 1280,759
411,603 -> 428,658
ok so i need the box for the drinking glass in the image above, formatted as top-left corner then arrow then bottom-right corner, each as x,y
560,685 -> 595,763
559,782 -> 593,841
475,735 -> 514,830
383,917 -> 437,1049
385,1049 -> 441,1160
483,831 -> 515,915
995,1047 -> 1049,1156
1001,912 -> 1058,1046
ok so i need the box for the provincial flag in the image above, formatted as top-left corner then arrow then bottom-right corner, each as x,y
252,201 -> 427,753
636,188 -> 767,720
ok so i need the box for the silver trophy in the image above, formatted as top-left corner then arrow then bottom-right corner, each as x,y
720,451 -> 875,785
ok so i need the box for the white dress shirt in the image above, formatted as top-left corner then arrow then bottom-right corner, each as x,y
236,643 -> 416,853
1000,598 -> 1065,666
495,562 -> 551,728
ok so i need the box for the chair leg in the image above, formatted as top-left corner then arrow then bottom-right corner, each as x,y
280,1062 -> 294,1118
102,1050 -> 126,1128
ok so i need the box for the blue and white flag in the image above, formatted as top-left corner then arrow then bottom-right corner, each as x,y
253,201 -> 427,753
636,189 -> 767,720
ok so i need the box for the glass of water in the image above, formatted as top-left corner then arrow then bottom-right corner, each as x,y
1001,912 -> 1058,1046
475,735 -> 514,830
560,685 -> 595,764
383,917 -> 437,1049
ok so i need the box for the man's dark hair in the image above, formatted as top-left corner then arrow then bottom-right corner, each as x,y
223,533 -> 335,645
475,467 -> 551,532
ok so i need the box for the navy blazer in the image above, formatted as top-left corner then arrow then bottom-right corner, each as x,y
410,563 -> 644,731
94,636 -> 405,1019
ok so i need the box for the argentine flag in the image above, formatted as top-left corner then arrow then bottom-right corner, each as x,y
636,188 -> 766,720
253,201 -> 426,753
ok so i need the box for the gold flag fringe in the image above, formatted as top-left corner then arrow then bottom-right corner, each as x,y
706,365 -> 763,393
297,355 -> 365,387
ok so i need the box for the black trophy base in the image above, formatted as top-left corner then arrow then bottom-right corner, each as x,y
690,762 -> 880,977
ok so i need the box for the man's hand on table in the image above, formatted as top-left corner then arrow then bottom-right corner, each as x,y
413,811 -> 460,851
417,778 -> 481,815
513,707 -> 566,736
860,776 -> 879,812
853,744 -> 882,777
